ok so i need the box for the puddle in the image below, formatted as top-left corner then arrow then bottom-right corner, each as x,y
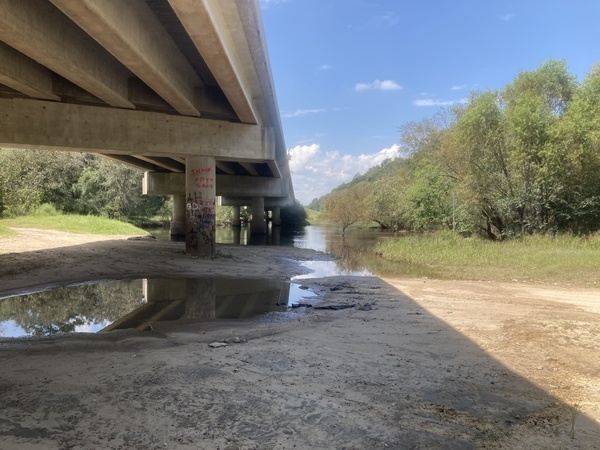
0,277 -> 316,338
0,257 -> 373,339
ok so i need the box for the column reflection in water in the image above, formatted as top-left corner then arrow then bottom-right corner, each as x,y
102,278 -> 291,332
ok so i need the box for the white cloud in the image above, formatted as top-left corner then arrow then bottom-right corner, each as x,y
288,143 -> 402,204
414,98 -> 468,107
318,64 -> 332,71
451,84 -> 466,91
355,79 -> 403,92
500,12 -> 516,21
282,108 -> 325,118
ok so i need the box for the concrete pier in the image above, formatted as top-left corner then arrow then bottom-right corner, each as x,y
185,156 -> 216,256
272,207 -> 281,226
171,194 -> 186,237
232,206 -> 241,226
250,196 -> 266,234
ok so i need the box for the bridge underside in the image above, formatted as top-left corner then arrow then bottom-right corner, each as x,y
0,0 -> 294,255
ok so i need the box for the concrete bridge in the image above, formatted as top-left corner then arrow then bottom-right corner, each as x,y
0,0 -> 294,255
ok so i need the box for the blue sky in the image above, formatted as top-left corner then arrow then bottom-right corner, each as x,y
259,0 -> 600,204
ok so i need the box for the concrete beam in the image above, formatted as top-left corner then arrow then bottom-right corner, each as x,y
134,156 -> 185,172
0,0 -> 134,109
240,162 -> 259,177
0,42 -> 60,101
216,161 -> 236,175
0,98 -> 274,160
168,0 -> 257,124
143,172 -> 291,198
221,196 -> 294,208
50,0 -> 202,117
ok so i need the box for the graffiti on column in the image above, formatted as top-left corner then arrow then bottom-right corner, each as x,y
186,199 -> 216,251
191,167 -> 214,190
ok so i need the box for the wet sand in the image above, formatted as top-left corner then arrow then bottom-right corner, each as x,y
1,229 -> 599,449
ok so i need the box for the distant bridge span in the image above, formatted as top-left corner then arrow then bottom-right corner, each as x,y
0,0 -> 293,255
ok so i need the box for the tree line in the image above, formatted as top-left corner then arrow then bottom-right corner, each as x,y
317,60 -> 600,239
0,149 -> 307,228
0,149 -> 169,225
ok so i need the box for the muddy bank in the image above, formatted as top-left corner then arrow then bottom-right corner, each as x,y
1,230 -> 599,449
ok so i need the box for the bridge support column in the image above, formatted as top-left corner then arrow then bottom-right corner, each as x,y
171,194 -> 186,237
232,205 -> 241,226
272,207 -> 281,226
250,196 -> 266,234
185,156 -> 216,256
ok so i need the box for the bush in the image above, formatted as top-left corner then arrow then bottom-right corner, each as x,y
33,203 -> 59,216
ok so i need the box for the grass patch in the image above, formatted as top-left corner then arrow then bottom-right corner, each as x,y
0,222 -> 16,237
375,231 -> 600,285
1,213 -> 148,236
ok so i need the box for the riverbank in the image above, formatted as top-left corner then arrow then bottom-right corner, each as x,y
1,228 -> 599,448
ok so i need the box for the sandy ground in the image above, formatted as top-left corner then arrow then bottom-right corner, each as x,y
0,228 -> 599,449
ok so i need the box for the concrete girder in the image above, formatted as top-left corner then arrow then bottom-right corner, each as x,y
168,0 -> 257,125
0,0 -> 134,109
232,0 -> 290,185
0,42 -> 60,101
215,161 -> 236,175
0,98 -> 274,160
220,196 -> 294,208
133,156 -> 185,172
99,154 -> 164,172
50,0 -> 202,117
239,162 -> 259,177
143,172 -> 292,199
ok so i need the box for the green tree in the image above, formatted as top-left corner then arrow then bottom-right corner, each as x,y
453,90 -> 516,238
502,59 -> 577,234
367,171 -> 412,230
322,183 -> 369,235
407,162 -> 453,230
559,63 -> 600,232
74,157 -> 166,223
0,148 -> 167,224
0,149 -> 84,217
280,200 -> 308,227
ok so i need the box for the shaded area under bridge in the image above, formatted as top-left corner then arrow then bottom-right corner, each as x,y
0,0 -> 294,255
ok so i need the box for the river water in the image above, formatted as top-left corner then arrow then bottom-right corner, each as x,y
0,225 -> 410,338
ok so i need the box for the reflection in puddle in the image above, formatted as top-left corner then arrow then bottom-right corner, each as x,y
293,260 -> 372,279
0,278 -> 316,338
0,280 -> 143,338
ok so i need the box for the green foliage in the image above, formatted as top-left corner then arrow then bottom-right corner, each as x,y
407,163 -> 453,230
319,59 -> 600,238
367,172 -> 412,230
304,208 -> 322,224
0,280 -> 144,336
0,149 -> 84,217
216,205 -> 234,225
306,197 -> 322,211
0,149 -> 167,224
33,203 -> 60,216
322,183 -> 370,235
280,200 -> 308,227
